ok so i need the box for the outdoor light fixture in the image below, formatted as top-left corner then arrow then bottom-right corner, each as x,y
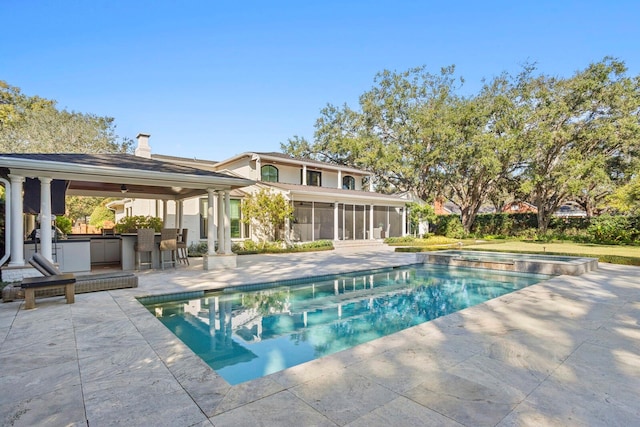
120,184 -> 128,193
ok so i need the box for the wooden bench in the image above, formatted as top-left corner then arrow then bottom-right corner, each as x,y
21,274 -> 76,309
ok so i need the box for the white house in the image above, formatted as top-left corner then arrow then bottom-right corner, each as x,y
113,135 -> 416,249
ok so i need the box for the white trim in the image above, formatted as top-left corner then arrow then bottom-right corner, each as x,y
0,156 -> 254,190
8,174 -> 25,266
0,178 -> 11,266
216,152 -> 371,176
39,177 -> 53,262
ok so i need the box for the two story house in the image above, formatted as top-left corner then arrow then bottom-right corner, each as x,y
111,136 -> 415,248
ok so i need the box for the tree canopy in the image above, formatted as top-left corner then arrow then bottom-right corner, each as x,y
519,58 -> 640,231
282,58 -> 640,233
0,80 -> 132,153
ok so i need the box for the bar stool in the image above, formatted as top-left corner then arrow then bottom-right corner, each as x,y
134,228 -> 154,270
176,228 -> 189,265
159,228 -> 178,269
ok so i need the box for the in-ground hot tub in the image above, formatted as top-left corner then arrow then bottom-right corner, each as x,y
418,250 -> 598,276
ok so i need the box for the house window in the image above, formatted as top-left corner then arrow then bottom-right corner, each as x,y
199,198 -> 208,239
302,170 -> 322,186
230,199 -> 241,238
261,165 -> 279,182
342,175 -> 355,190
200,198 -> 248,239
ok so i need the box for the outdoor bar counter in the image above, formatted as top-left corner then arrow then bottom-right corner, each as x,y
120,233 -> 165,270
30,233 -> 167,272
24,239 -> 91,273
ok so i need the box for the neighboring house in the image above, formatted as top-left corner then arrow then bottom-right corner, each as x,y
500,200 -> 587,217
502,201 -> 538,214
554,202 -> 587,218
114,137 -> 416,247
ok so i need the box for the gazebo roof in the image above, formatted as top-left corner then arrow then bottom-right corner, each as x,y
0,153 -> 254,200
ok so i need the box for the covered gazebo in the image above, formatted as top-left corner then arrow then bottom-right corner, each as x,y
0,150 -> 254,280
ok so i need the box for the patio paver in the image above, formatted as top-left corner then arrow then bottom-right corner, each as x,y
1,246 -> 639,426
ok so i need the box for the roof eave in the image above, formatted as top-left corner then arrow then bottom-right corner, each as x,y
0,157 -> 255,189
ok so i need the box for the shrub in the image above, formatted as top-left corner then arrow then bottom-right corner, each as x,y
114,216 -> 163,233
435,215 -> 465,239
385,235 -> 457,246
188,242 -> 209,256
384,236 -> 417,244
231,239 -> 333,254
55,216 -> 73,235
296,240 -> 333,250
586,215 -> 636,244
472,213 -> 537,236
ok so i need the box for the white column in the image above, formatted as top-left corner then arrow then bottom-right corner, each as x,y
311,202 -> 315,241
162,200 -> 168,227
359,205 -> 364,239
207,189 -> 216,255
369,204 -> 374,240
0,178 -> 10,267
224,190 -> 232,254
217,191 -> 225,254
369,175 -> 374,192
302,164 -> 307,185
333,202 -> 339,241
177,200 -> 183,229
8,174 -> 24,266
337,170 -> 342,189
402,206 -> 407,236
255,158 -> 261,181
352,205 -> 356,239
39,177 -> 53,261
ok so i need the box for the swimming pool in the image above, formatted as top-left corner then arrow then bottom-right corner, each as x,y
140,264 -> 550,385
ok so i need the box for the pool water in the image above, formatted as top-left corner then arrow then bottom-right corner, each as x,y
140,264 -> 550,385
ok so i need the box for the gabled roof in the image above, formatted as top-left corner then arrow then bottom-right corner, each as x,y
1,153 -> 226,176
151,153 -> 219,170
214,152 -> 370,176
0,153 -> 254,200
266,182 -> 408,205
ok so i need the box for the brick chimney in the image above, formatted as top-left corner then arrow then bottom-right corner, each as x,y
434,196 -> 446,215
135,133 -> 151,158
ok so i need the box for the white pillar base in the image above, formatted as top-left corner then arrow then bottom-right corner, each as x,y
203,254 -> 237,270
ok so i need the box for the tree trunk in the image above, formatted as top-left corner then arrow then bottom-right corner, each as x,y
537,209 -> 550,234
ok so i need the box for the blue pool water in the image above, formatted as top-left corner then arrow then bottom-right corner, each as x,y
140,264 -> 550,385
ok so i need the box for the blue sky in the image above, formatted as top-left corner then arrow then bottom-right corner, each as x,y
2,1 -> 639,161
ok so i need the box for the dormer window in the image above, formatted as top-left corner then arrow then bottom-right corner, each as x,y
261,165 -> 279,182
342,175 -> 355,190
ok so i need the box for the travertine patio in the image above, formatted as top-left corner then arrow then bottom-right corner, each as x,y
0,247 -> 638,426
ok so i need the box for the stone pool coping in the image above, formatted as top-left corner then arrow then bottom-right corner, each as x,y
1,247 -> 638,426
418,249 -> 599,276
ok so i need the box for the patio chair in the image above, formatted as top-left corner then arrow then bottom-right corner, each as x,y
134,228 -> 155,270
27,252 -> 138,291
159,228 -> 178,270
0,252 -> 139,303
176,228 -> 189,265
